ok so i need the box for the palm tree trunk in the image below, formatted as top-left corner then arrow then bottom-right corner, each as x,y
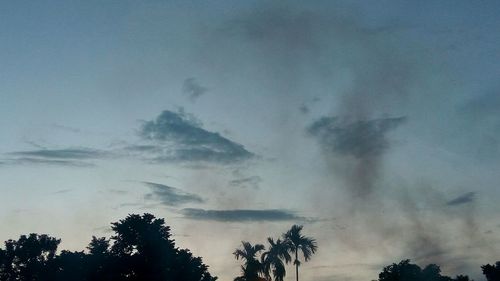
295,250 -> 299,281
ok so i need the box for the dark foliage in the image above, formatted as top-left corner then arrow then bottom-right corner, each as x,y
378,259 -> 472,281
0,214 -> 216,281
482,261 -> 500,281
233,224 -> 316,281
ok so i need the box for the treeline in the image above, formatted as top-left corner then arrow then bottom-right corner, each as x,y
0,214 -> 216,281
0,213 -> 498,281
377,259 -> 500,281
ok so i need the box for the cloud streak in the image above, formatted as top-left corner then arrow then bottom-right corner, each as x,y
446,192 -> 476,206
9,148 -> 108,159
229,176 -> 262,189
3,157 -> 96,167
181,208 -> 306,222
3,147 -> 108,167
143,182 -> 204,206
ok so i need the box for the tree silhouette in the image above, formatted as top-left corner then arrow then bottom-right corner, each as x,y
0,213 -> 216,281
454,275 -> 472,281
481,261 -> 500,281
233,241 -> 265,281
261,238 -> 291,281
86,236 -> 113,281
0,233 -> 60,281
53,250 -> 88,281
283,225 -> 317,281
378,259 -> 473,281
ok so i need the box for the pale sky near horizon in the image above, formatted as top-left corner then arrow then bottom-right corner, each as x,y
1,1 -> 500,281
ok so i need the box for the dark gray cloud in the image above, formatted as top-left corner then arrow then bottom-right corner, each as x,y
307,116 -> 407,200
9,148 -> 108,159
5,157 -> 95,167
183,78 -> 208,102
308,116 -> 407,158
138,109 -> 254,164
229,176 -> 262,189
446,192 -> 476,206
299,97 -> 320,115
299,104 -> 310,114
123,145 -> 162,153
181,208 -> 304,222
143,182 -> 204,206
3,147 -> 108,167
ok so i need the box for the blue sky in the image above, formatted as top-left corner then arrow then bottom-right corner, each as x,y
1,1 -> 500,280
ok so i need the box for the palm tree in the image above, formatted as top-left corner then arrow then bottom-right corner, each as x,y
261,238 -> 292,281
233,241 -> 265,281
283,225 -> 317,281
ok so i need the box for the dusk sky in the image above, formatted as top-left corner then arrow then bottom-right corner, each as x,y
1,1 -> 499,280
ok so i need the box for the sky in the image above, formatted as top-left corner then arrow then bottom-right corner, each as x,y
1,1 -> 500,280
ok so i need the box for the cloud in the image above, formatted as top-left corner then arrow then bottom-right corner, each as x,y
3,147 -> 109,167
181,208 -> 306,222
307,116 -> 407,197
52,124 -> 82,133
143,182 -> 204,206
299,104 -> 310,114
229,176 -> 262,189
183,78 -> 208,102
446,192 -> 476,206
4,157 -> 95,167
307,116 -> 407,158
9,148 -> 108,159
49,189 -> 73,195
138,109 -> 254,164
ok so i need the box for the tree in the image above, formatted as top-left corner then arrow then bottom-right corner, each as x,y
86,236 -> 113,281
481,261 -> 500,281
283,225 -> 317,281
109,213 -> 216,281
53,250 -> 88,281
0,233 -> 60,281
261,238 -> 291,281
378,260 -> 473,281
379,260 -> 424,281
233,241 -> 265,281
0,213 -> 217,281
454,275 -> 472,281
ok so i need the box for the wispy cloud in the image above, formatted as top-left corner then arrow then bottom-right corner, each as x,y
49,189 -> 73,195
3,147 -> 109,167
181,208 -> 306,222
143,182 -> 204,206
446,192 -> 476,206
307,116 -> 406,158
9,148 -> 108,159
136,109 -> 254,164
4,157 -> 95,167
229,176 -> 262,189
183,78 -> 208,102
307,116 -> 407,196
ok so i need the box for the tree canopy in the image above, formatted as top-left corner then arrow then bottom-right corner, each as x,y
378,259 -> 473,281
0,213 -> 216,281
